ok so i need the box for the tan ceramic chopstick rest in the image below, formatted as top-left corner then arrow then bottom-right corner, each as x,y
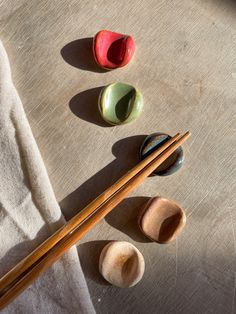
138,197 -> 186,244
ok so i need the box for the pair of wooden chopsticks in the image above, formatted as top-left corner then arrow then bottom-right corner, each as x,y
0,131 -> 190,309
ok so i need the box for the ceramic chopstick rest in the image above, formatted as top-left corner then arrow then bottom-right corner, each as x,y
93,30 -> 135,69
139,133 -> 184,176
98,82 -> 143,125
99,241 -> 145,288
138,197 -> 186,244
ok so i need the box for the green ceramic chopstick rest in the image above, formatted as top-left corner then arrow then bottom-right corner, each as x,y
98,82 -> 144,125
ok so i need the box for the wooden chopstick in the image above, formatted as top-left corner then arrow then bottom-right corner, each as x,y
0,132 -> 180,294
0,131 -> 190,309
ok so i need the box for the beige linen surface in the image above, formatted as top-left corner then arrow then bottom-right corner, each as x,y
0,0 -> 236,313
0,42 -> 94,313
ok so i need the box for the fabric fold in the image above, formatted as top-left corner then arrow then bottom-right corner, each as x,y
0,41 -> 95,314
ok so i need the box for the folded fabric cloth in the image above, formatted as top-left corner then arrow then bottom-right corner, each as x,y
0,41 -> 95,314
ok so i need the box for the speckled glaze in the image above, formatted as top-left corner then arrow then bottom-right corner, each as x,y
98,82 -> 143,125
93,30 -> 135,70
139,133 -> 184,176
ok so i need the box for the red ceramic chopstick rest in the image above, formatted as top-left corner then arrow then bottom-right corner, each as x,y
93,30 -> 135,70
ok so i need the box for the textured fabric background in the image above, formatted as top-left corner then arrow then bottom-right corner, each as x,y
0,42 -> 94,313
0,0 -> 236,313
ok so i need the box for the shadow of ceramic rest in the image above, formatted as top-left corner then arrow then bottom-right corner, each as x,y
69,86 -> 113,127
60,38 -> 108,73
105,196 -> 151,243
78,240 -> 111,285
59,135 -> 146,220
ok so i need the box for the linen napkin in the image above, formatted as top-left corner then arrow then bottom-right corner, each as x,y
0,41 -> 95,313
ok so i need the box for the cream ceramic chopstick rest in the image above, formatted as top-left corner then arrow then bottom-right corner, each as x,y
99,241 -> 145,288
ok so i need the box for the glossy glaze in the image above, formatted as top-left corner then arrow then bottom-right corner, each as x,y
93,30 -> 135,69
139,133 -> 184,176
98,82 -> 143,125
